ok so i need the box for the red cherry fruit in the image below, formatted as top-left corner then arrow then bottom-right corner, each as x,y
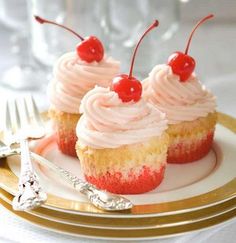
112,20 -> 159,102
168,14 -> 214,82
77,36 -> 104,63
34,16 -> 104,63
168,51 -> 195,81
112,74 -> 142,102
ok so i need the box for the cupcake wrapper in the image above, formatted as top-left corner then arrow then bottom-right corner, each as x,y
85,165 -> 165,194
167,112 -> 217,164
55,128 -> 77,157
76,134 -> 169,194
50,110 -> 80,157
167,130 -> 214,164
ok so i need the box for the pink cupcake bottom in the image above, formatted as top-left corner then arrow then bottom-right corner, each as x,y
85,165 -> 165,194
167,112 -> 217,164
56,129 -> 77,157
167,131 -> 214,164
49,109 -> 80,157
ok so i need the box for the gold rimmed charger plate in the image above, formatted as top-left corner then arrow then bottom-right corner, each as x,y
0,144 -> 235,217
0,188 -> 235,230
217,112 -> 236,133
0,195 -> 235,240
0,111 -> 235,218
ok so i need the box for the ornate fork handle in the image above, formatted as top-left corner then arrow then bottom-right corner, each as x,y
12,139 -> 47,211
30,153 -> 133,211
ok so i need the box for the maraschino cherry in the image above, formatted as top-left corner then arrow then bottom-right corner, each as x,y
112,20 -> 159,102
34,15 -> 104,63
168,14 -> 214,82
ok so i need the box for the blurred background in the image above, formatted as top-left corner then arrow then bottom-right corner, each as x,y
0,0 -> 235,114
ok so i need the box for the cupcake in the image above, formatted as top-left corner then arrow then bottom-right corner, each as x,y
143,65 -> 216,163
143,15 -> 217,163
76,20 -> 169,194
48,53 -> 120,156
76,86 -> 168,194
35,16 -> 120,156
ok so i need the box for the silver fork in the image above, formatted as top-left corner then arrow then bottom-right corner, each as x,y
5,96 -> 47,211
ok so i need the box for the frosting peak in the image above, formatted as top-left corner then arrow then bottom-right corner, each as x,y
76,86 -> 168,149
48,52 -> 120,114
143,64 -> 216,124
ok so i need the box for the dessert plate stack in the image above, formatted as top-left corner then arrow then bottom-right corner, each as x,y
0,112 -> 235,240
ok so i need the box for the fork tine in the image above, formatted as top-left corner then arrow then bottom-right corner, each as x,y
23,97 -> 31,125
29,95 -> 43,125
4,100 -> 16,144
5,101 -> 12,132
14,100 -> 22,131
4,100 -> 20,143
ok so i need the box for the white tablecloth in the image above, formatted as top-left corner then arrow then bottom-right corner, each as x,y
0,17 -> 236,243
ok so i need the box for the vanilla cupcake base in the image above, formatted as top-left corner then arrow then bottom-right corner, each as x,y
49,109 -> 80,157
167,112 -> 217,163
76,133 -> 169,194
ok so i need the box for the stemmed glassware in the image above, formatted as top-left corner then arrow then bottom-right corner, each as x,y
0,0 -> 180,90
103,0 -> 180,78
0,0 -> 47,91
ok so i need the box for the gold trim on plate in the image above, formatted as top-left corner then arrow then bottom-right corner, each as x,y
1,155 -> 235,216
0,188 -> 235,229
0,111 -> 235,217
217,112 -> 236,133
0,196 -> 235,240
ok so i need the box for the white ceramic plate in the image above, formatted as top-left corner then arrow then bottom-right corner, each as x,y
4,124 -> 236,218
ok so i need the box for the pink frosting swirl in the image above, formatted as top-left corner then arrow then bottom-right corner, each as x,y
76,86 -> 168,149
143,64 -> 216,124
48,52 -> 120,114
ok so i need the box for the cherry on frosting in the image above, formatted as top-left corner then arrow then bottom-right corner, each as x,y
168,14 -> 214,82
112,20 -> 159,102
34,15 -> 104,63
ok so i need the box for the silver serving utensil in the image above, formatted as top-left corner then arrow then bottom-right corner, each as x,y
0,140 -> 133,211
30,152 -> 133,211
4,96 -> 47,211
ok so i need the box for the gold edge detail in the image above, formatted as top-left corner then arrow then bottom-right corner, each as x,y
0,196 -> 235,239
0,188 -> 235,229
0,111 -> 235,216
217,112 -> 236,133
1,156 -> 235,215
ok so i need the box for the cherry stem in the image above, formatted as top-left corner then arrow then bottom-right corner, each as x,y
128,20 -> 159,79
34,15 -> 84,41
184,14 -> 214,55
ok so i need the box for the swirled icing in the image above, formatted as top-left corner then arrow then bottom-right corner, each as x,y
76,86 -> 168,149
143,64 -> 216,124
48,52 -> 120,114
